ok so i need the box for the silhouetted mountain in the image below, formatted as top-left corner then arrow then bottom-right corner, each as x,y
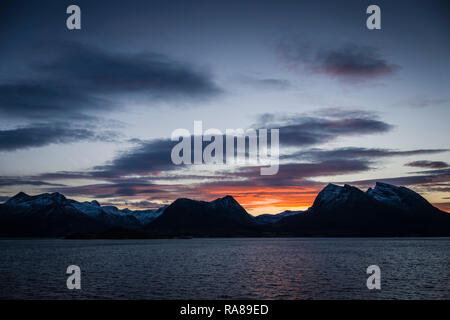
254,210 -> 303,224
275,182 -> 450,236
1,183 -> 449,238
0,192 -> 105,237
145,195 -> 261,236
0,192 -> 166,237
367,182 -> 436,212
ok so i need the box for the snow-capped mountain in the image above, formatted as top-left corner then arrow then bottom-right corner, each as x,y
276,182 -> 450,236
0,192 -> 166,235
101,205 -> 168,225
254,210 -> 303,224
366,182 -> 435,212
71,199 -> 166,226
1,182 -> 449,238
311,183 -> 377,211
5,191 -> 67,208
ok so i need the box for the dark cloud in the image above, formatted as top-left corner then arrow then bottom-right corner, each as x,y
13,110 -> 391,181
84,110 -> 391,178
0,83 -> 106,120
0,41 -> 221,120
174,159 -> 372,190
35,42 -> 221,97
257,113 -> 392,147
343,168 -> 450,189
279,42 -> 399,81
398,96 -> 449,108
313,108 -> 377,119
243,159 -> 372,187
239,76 -> 291,90
0,177 -> 65,187
316,45 -> 400,79
33,171 -> 96,180
0,123 -> 118,151
53,182 -> 166,199
405,160 -> 449,169
93,138 -> 176,178
411,168 -> 450,176
49,158 -> 370,200
284,147 -> 449,161
36,145 -> 447,197
4,110 -> 436,202
425,187 -> 450,193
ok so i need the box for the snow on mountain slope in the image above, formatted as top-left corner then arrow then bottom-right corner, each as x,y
366,182 -> 434,211
254,210 -> 304,224
5,192 -> 67,209
311,183 -> 367,210
102,205 -> 167,225
3,192 -> 166,228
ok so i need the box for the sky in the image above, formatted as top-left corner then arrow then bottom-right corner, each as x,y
0,0 -> 449,214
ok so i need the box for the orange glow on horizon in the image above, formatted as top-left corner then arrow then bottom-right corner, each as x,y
198,185 -> 321,215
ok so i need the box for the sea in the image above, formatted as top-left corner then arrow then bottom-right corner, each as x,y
0,238 -> 449,299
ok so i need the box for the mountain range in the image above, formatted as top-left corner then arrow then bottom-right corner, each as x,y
0,182 -> 449,238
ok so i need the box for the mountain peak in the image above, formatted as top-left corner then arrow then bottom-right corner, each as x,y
323,183 -> 340,190
375,181 -> 398,189
15,191 -> 29,197
211,195 -> 238,205
367,181 -> 432,211
312,184 -> 346,209
90,200 -> 101,207
312,183 -> 371,211
5,191 -> 68,207
5,192 -> 31,205
147,194 -> 254,235
11,191 -> 30,199
49,192 -> 66,200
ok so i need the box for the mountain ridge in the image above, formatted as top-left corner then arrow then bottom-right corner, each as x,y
0,192 -> 166,236
1,182 -> 449,237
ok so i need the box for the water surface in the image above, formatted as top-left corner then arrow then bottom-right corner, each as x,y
0,238 -> 449,299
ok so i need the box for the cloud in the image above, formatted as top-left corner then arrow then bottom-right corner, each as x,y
99,199 -> 167,210
279,42 -> 399,81
343,168 -> 450,189
6,109 -> 440,211
93,138 -> 177,178
285,147 -> 449,161
72,109 -> 391,178
237,159 -> 372,186
35,42 -> 221,97
0,83 -> 106,120
11,109 -> 391,181
45,159 -> 370,209
432,202 -> 450,213
53,182 -> 166,199
0,177 -> 65,187
239,76 -> 291,90
0,123 -> 118,151
396,96 -> 449,108
257,111 -> 392,147
0,41 -> 221,120
405,160 -> 449,169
